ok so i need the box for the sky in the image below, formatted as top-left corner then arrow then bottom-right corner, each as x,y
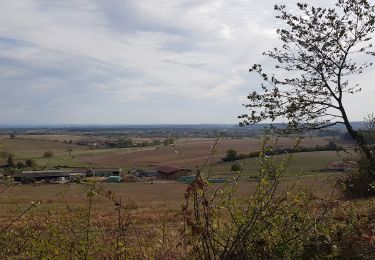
0,0 -> 374,125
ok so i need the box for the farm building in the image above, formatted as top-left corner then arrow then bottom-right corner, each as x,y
157,166 -> 191,180
89,168 -> 122,177
129,169 -> 158,178
13,170 -> 70,183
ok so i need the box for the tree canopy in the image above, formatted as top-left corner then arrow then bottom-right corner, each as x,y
240,0 -> 375,162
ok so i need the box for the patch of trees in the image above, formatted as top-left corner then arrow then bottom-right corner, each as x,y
222,141 -> 342,162
118,138 -> 162,148
6,155 -> 16,168
43,151 -> 54,158
118,138 -> 134,148
3,155 -> 36,169
163,138 -> 175,146
231,163 -> 242,172
343,130 -> 375,144
138,139 -> 162,147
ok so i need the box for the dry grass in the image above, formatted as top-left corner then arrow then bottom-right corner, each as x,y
0,176 -> 335,218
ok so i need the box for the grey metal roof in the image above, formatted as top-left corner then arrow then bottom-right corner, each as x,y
14,170 -> 70,178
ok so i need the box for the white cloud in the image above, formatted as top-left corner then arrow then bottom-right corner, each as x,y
0,0 -> 373,124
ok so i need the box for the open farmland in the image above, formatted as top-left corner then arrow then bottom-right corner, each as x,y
1,138 -> 88,156
0,135 -> 352,177
209,150 -> 351,178
10,134 -> 85,143
0,137 -> 155,168
0,175 -> 337,218
79,137 -> 349,175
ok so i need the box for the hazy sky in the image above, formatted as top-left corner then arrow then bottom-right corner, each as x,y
0,0 -> 374,125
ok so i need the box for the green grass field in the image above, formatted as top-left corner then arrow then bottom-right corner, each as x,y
202,150 -> 350,178
1,138 -> 155,168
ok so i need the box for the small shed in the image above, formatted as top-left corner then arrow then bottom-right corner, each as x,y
157,166 -> 191,180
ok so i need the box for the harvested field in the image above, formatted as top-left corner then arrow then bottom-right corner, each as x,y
0,136 -> 349,176
0,175 -> 337,218
10,134 -> 84,142
1,138 -> 88,158
79,137 -> 339,169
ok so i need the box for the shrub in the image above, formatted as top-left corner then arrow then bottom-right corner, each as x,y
25,159 -> 36,167
43,151 -> 54,158
16,162 -> 25,169
230,163 -> 242,172
7,155 -> 16,168
118,138 -> 133,148
222,149 -> 239,162
182,140 -> 331,259
163,138 -> 175,146
338,148 -> 375,198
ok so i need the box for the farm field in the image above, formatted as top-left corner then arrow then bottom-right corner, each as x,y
0,136 -> 352,176
7,134 -> 85,143
80,137 -> 331,167
0,175 -> 337,218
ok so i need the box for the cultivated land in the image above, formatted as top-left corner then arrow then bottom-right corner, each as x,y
0,135 -> 351,175
1,132 -> 365,259
0,134 -> 351,218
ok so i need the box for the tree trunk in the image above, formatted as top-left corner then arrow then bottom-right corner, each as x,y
340,105 -> 375,177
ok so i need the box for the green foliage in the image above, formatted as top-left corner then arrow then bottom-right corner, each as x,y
327,141 -> 338,150
230,163 -> 242,172
25,159 -> 36,168
240,0 -> 375,134
118,138 -> 133,148
225,149 -> 238,161
240,0 -> 375,188
6,155 -> 16,168
136,139 -> 162,147
16,162 -> 25,169
183,138 -> 330,259
151,139 -> 162,146
163,138 -> 175,146
339,113 -> 375,198
222,142 -> 342,163
43,151 -> 54,158
339,151 -> 375,198
0,141 -> 7,159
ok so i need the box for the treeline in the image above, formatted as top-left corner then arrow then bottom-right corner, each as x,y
222,141 -> 342,162
342,130 -> 375,144
117,138 -> 175,148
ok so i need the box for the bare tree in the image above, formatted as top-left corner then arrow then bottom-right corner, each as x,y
240,0 -> 375,167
